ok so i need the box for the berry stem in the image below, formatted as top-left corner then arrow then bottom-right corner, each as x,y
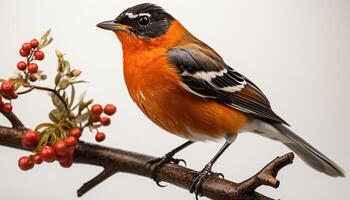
17,87 -> 35,95
28,84 -> 70,112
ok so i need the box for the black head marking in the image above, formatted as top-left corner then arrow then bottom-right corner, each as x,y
115,3 -> 174,38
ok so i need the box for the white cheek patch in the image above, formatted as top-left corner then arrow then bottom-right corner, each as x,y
125,12 -> 151,19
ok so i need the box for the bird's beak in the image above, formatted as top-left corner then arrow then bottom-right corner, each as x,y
97,20 -> 131,32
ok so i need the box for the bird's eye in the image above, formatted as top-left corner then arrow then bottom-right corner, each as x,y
138,16 -> 150,26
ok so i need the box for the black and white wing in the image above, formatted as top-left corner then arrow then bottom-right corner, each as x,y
167,46 -> 288,125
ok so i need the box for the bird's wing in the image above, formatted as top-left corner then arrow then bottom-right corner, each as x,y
167,44 -> 288,125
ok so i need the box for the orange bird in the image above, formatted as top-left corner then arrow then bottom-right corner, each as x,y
97,3 -> 344,196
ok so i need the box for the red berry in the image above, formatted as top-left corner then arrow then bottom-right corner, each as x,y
64,136 -> 77,148
56,153 -> 70,162
18,156 -> 34,171
29,74 -> 37,82
69,128 -> 82,138
31,154 -> 43,165
34,51 -> 45,60
39,146 -> 56,163
0,94 -> 2,102
2,103 -> 12,113
19,48 -> 29,57
11,92 -> 18,99
27,63 -> 38,73
21,130 -> 40,150
95,132 -> 106,142
104,104 -> 117,116
91,104 -> 103,115
100,117 -> 111,126
1,80 -> 14,94
30,39 -> 39,48
54,141 -> 68,156
59,159 -> 73,168
22,43 -> 32,52
17,61 -> 27,71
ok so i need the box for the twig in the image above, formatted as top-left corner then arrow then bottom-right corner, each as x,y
0,125 -> 294,200
27,84 -> 69,111
77,167 -> 119,197
237,153 -> 294,193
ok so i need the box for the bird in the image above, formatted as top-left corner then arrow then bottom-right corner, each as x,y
97,3 -> 345,197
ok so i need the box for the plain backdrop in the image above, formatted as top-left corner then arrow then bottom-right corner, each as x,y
0,0 -> 349,199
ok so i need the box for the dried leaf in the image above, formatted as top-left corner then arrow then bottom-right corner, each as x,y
49,109 -> 61,123
59,78 -> 70,90
50,93 -> 66,112
54,74 -> 62,86
78,101 -> 85,113
40,29 -> 51,41
72,91 -> 86,110
70,80 -> 87,86
55,49 -> 64,58
85,99 -> 94,107
39,29 -> 52,48
69,85 -> 76,108
63,60 -> 71,73
35,123 -> 56,131
75,111 -> 90,123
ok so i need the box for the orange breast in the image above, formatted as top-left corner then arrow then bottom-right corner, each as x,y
116,21 -> 248,141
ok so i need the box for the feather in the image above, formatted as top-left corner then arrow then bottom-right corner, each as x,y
167,45 -> 288,125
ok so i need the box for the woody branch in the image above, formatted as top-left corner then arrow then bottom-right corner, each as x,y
0,108 -> 294,200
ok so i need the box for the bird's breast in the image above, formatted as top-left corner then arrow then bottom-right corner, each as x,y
122,50 -> 248,141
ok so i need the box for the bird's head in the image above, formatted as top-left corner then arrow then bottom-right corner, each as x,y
97,3 -> 184,50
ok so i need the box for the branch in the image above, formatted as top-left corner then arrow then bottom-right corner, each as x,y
0,103 -> 24,128
77,167 -> 118,197
0,125 -> 294,200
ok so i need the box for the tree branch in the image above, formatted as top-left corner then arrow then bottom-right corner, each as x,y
0,102 -> 24,128
0,125 -> 294,200
77,167 -> 119,197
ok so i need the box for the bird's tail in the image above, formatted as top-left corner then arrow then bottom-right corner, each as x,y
252,120 -> 345,177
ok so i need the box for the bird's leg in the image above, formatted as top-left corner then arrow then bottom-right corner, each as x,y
147,140 -> 193,186
189,141 -> 232,199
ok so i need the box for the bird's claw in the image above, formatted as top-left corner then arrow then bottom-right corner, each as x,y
188,164 -> 224,199
155,180 -> 167,187
147,156 -> 188,187
175,158 -> 187,166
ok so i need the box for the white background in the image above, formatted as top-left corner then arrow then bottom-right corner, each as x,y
0,0 -> 349,199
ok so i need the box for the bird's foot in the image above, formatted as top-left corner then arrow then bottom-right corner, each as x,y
147,154 -> 187,187
188,163 -> 224,199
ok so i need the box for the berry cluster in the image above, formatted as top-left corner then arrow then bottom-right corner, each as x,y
1,30 -> 119,171
18,39 -> 45,82
90,104 -> 117,142
0,37 -> 47,113
19,129 -> 79,170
